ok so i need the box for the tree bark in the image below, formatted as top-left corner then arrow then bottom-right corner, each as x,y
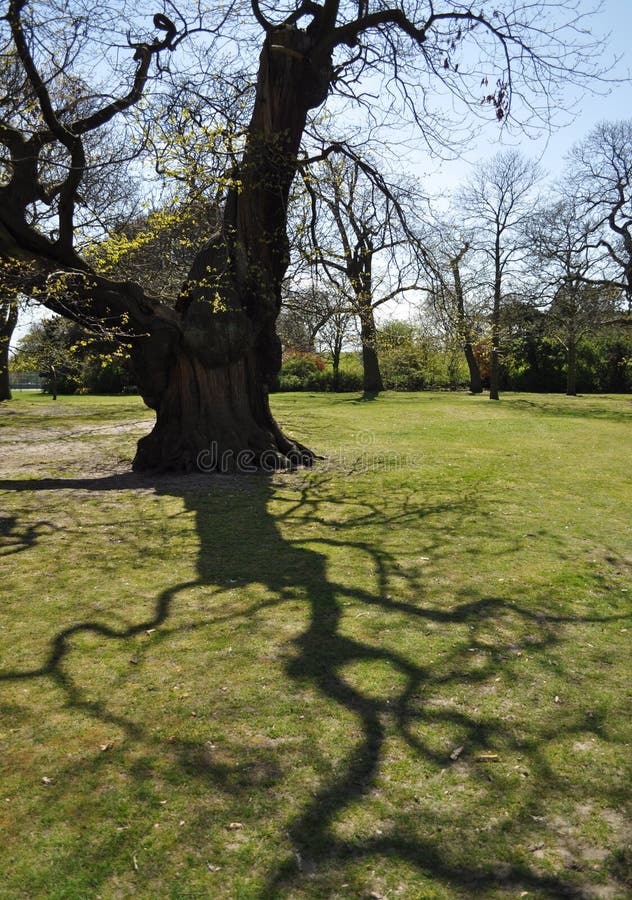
0,342 -> 11,401
0,299 -> 18,401
449,248 -> 483,395
130,27 -> 333,471
464,341 -> 483,394
358,302 -> 384,395
332,345 -> 341,391
489,246 -> 502,401
566,341 -> 577,396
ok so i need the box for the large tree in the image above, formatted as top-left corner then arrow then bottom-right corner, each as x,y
0,1 -> 607,470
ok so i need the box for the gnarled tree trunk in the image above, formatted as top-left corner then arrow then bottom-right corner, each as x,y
130,27 -> 333,471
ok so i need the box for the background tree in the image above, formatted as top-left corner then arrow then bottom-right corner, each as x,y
567,120 -> 632,311
281,282 -> 354,388
1,1 -> 608,470
13,317 -> 80,399
13,315 -> 133,395
529,197 -> 619,395
459,150 -> 541,399
0,293 -> 18,399
426,226 -> 485,394
297,154 -> 427,394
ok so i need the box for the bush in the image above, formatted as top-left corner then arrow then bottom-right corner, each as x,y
276,351 -> 343,391
378,330 -> 469,391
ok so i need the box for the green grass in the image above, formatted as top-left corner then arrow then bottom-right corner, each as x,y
1,390 -> 631,898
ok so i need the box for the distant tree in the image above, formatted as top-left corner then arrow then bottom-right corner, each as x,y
427,229 -> 484,394
567,120 -> 632,311
0,294 -> 18,400
316,303 -> 355,391
297,155 -> 426,394
459,150 -> 541,399
13,316 -> 131,396
529,197 -> 620,394
14,318 -> 81,399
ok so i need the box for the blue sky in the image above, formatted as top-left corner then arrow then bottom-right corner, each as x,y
425,0 -> 632,191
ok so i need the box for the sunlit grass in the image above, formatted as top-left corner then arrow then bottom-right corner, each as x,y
1,391 -> 630,898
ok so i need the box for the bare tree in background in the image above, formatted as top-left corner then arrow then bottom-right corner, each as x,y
426,221 -> 486,393
529,197 -> 620,395
297,154 -> 427,394
567,119 -> 632,314
459,150 -> 541,399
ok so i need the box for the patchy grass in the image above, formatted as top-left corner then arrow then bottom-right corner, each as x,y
0,390 -> 631,899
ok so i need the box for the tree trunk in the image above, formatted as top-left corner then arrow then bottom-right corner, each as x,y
0,299 -> 18,401
0,341 -> 11,401
489,327 -> 500,400
359,305 -> 384,395
450,248 -> 483,395
566,341 -> 577,396
489,237 -> 502,401
133,347 -> 311,472
130,27 -> 333,471
464,340 -> 483,394
332,346 -> 341,391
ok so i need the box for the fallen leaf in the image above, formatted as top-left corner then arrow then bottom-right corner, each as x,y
41,776 -> 53,785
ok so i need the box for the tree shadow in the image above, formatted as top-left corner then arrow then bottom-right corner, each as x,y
0,512 -> 58,556
0,470 -> 630,895
508,395 -> 632,423
345,390 -> 381,402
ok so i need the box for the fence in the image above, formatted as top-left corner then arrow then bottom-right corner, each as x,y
9,372 -> 43,390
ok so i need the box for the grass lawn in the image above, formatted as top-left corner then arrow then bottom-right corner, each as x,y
0,390 -> 631,899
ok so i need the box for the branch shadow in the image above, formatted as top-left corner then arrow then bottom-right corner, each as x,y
0,470 -> 630,896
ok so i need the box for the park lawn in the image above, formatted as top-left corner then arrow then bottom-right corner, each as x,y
0,390 -> 630,899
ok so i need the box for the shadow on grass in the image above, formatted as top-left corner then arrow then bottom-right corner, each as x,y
0,471 -> 630,895
508,395 -> 632,423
